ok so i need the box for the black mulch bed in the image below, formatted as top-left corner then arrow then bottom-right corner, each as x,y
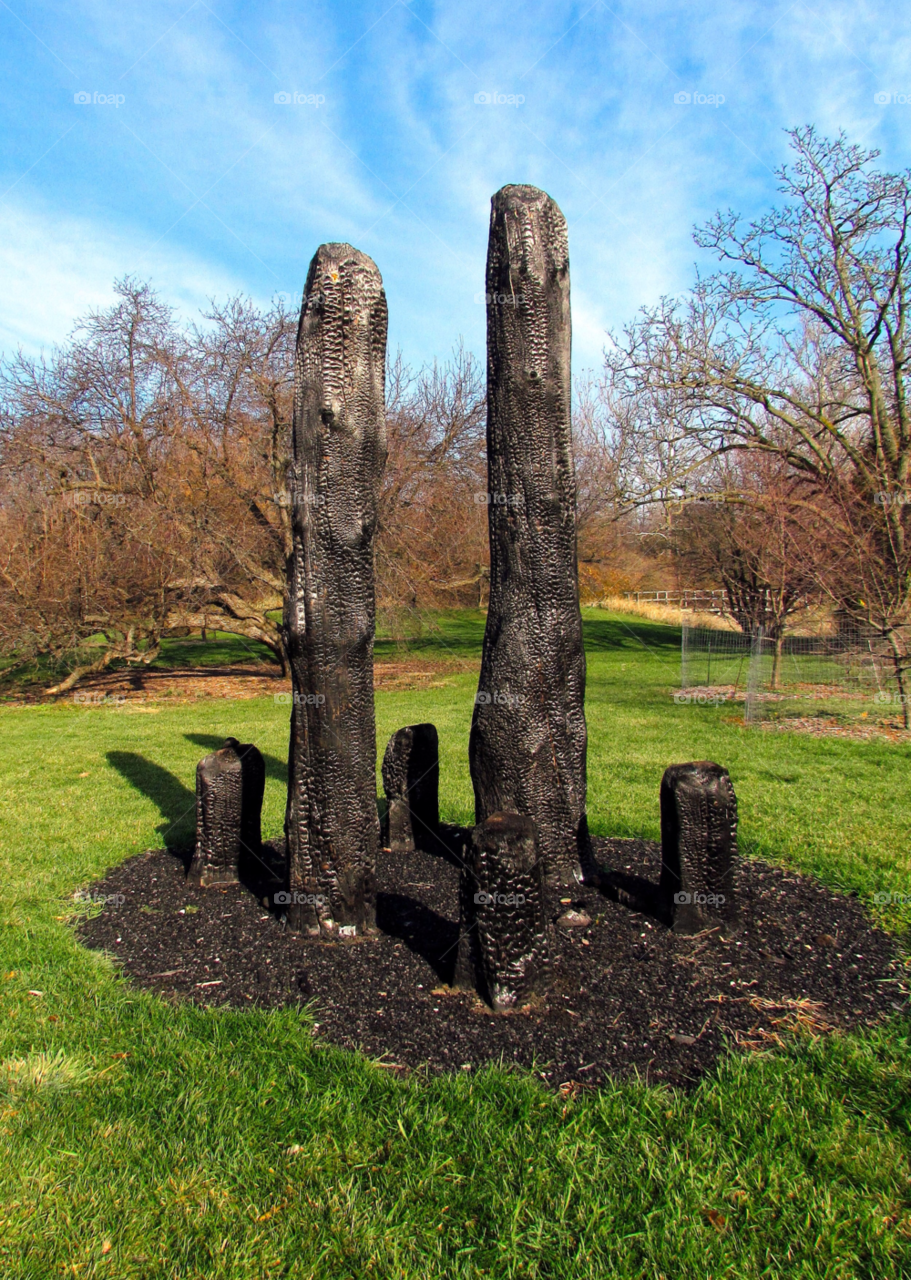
76,832 -> 908,1091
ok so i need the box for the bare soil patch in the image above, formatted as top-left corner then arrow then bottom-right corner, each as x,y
676,685 -> 911,742
7,657 -> 477,706
756,715 -> 911,743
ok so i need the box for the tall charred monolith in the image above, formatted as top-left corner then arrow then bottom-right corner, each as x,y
382,724 -> 439,852
191,738 -> 265,887
659,761 -> 738,934
284,243 -> 388,935
469,185 -> 588,884
453,811 -> 551,1010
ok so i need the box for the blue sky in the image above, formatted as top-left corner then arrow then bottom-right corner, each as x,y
1,0 -> 909,374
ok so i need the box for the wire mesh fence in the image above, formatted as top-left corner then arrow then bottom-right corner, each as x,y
679,618 -> 908,728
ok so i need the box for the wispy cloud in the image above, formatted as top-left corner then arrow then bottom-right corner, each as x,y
0,196 -> 247,355
1,0 -> 909,370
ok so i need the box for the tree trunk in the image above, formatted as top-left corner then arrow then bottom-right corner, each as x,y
284,243 -> 388,935
770,633 -> 784,690
44,629 -> 139,695
45,647 -> 119,695
258,632 -> 289,677
469,185 -> 589,884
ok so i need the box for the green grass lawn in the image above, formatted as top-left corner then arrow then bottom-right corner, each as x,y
1,609 -> 910,1278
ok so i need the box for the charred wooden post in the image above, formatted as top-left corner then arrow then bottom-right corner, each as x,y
469,184 -> 588,885
284,243 -> 388,936
382,724 -> 439,852
659,761 -> 739,934
190,738 -> 264,887
453,811 -> 551,1010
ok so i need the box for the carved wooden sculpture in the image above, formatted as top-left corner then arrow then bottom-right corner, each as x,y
454,811 -> 551,1010
382,724 -> 440,852
469,185 -> 588,885
191,738 -> 264,887
659,761 -> 739,934
284,243 -> 387,935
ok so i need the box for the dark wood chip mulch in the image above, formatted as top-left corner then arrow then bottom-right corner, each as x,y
77,833 -> 907,1090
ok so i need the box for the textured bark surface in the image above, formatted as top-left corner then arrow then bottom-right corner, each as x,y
469,185 -> 588,885
453,811 -> 551,1010
658,761 -> 739,934
381,723 -> 439,853
285,243 -> 388,935
190,738 -> 264,887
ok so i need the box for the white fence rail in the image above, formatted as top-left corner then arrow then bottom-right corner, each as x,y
625,589 -> 728,614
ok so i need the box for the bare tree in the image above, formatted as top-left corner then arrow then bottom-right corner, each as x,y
0,282 -> 493,688
607,128 -> 911,721
671,456 -> 815,685
163,292 -> 297,669
571,373 -> 688,597
0,279 -> 297,687
377,343 -> 488,617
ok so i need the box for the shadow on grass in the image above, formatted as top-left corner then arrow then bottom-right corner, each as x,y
107,751 -> 195,853
582,612 -> 682,656
375,608 -> 488,660
154,634 -> 281,669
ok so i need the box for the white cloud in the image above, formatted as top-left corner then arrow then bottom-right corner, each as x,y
0,198 -> 247,356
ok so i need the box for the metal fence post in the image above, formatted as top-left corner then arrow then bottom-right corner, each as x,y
745,627 -> 765,725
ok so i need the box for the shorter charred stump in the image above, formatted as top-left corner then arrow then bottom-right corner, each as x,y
382,724 -> 440,852
659,761 -> 738,934
190,738 -> 265,888
454,812 -> 551,1010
